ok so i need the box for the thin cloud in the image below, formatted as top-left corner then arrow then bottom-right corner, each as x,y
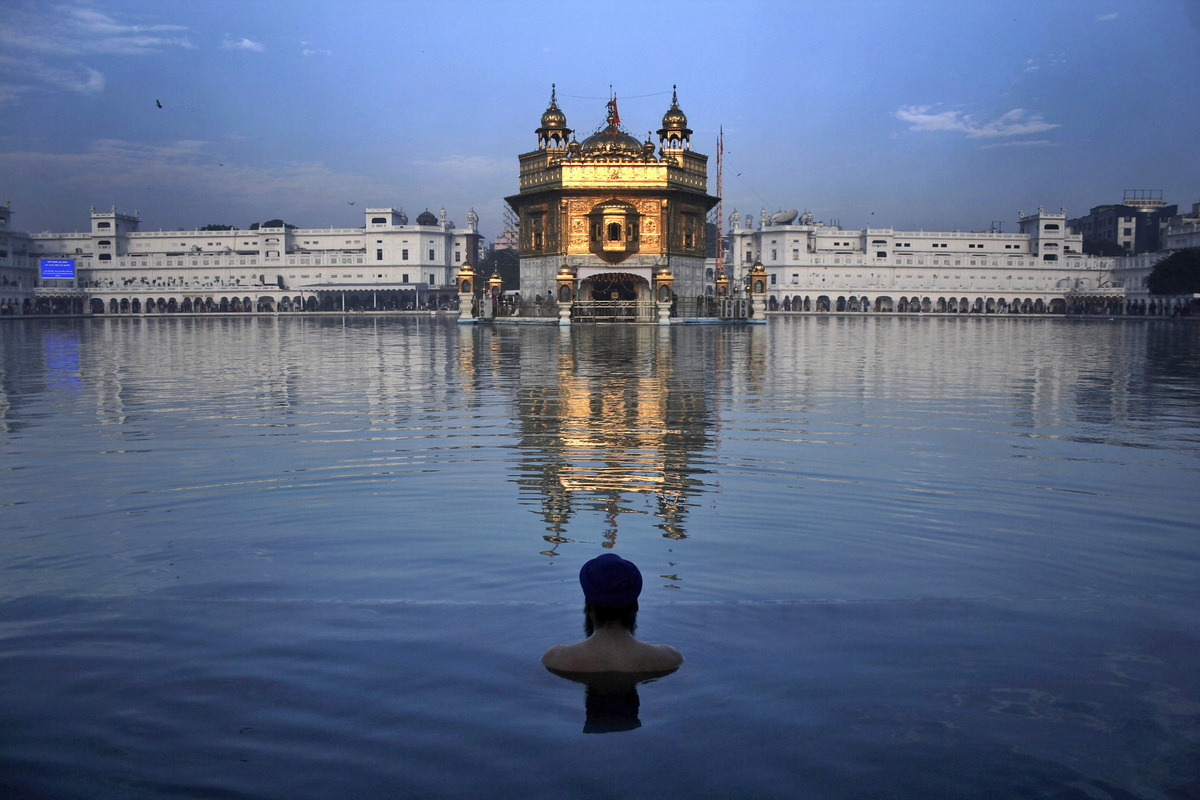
0,53 -> 105,98
896,105 -> 1060,138
0,4 -> 193,57
0,138 -> 396,220
0,83 -> 31,104
42,63 -> 105,94
1096,13 -> 1118,22
303,49 -> 333,57
980,139 -> 1061,149
412,154 -> 511,180
222,37 -> 266,52
0,3 -> 192,104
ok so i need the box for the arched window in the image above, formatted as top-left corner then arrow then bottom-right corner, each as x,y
608,222 -> 622,242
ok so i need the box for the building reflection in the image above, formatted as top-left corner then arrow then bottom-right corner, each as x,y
465,324 -> 728,549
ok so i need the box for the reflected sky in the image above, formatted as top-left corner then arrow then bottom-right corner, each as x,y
2,315 -> 1199,800
0,315 -> 1198,604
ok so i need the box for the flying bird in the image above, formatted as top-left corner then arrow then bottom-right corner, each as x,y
156,100 -> 162,108
347,201 -> 355,205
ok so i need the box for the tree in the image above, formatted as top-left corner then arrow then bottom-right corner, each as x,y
1082,238 -> 1126,257
477,246 -> 520,290
200,224 -> 235,231
1147,248 -> 1200,295
249,219 -> 296,230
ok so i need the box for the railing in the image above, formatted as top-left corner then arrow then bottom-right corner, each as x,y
571,300 -> 657,322
1065,286 -> 1125,297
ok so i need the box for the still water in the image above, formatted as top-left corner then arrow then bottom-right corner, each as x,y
2,315 -> 1198,799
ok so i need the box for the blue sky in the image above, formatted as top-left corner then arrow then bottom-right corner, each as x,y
1,0 -> 1197,241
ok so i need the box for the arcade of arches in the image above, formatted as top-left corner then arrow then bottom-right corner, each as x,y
765,293 -> 1188,316
10,289 -> 458,316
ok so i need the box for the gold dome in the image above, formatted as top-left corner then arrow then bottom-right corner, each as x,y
541,84 -> 567,129
580,128 -> 643,157
661,85 -> 688,130
536,84 -> 572,149
580,97 -> 642,158
657,85 -> 693,150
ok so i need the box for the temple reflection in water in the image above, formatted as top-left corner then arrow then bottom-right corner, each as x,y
459,324 -> 744,550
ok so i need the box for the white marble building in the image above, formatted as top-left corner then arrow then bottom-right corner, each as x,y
1163,202 -> 1200,251
722,206 -> 1135,314
0,201 -> 482,314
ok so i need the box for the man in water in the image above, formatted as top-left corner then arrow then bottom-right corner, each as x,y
542,553 -> 683,674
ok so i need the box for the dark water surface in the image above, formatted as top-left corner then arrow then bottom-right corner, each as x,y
2,316 -> 1198,799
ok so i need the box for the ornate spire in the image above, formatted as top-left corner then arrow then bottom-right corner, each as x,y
537,83 -> 571,149
658,84 -> 692,151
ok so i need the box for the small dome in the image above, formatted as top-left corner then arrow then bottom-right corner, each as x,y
536,84 -> 572,148
416,209 -> 438,226
661,86 -> 688,130
658,85 -> 693,150
541,85 -> 567,129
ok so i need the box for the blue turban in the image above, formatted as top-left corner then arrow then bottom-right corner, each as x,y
579,553 -> 643,606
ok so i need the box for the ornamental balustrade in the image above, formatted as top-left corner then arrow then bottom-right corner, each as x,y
570,300 -> 657,322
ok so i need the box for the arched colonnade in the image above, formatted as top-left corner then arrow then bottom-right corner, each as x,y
769,293 -> 1073,315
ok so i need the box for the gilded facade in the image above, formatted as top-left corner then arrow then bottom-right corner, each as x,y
505,87 -> 718,321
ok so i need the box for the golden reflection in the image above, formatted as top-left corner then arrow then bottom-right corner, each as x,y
508,325 -> 716,545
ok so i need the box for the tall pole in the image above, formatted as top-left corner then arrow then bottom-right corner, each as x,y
715,127 -> 724,282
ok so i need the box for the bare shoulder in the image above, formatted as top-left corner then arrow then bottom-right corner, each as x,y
642,642 -> 684,671
542,638 -> 682,674
541,642 -> 586,672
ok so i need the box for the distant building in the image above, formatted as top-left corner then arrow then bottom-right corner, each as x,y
493,226 -> 519,252
1108,200 -> 1200,314
0,201 -> 481,315
727,205 -> 1131,314
1068,190 -> 1178,255
1163,201 -> 1200,251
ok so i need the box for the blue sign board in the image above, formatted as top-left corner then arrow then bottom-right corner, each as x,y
40,259 -> 76,280
39,260 -> 75,281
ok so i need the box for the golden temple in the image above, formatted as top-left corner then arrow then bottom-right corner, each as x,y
504,86 -> 719,323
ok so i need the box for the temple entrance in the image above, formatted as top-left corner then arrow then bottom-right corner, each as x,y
586,272 -> 645,302
574,272 -> 654,322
